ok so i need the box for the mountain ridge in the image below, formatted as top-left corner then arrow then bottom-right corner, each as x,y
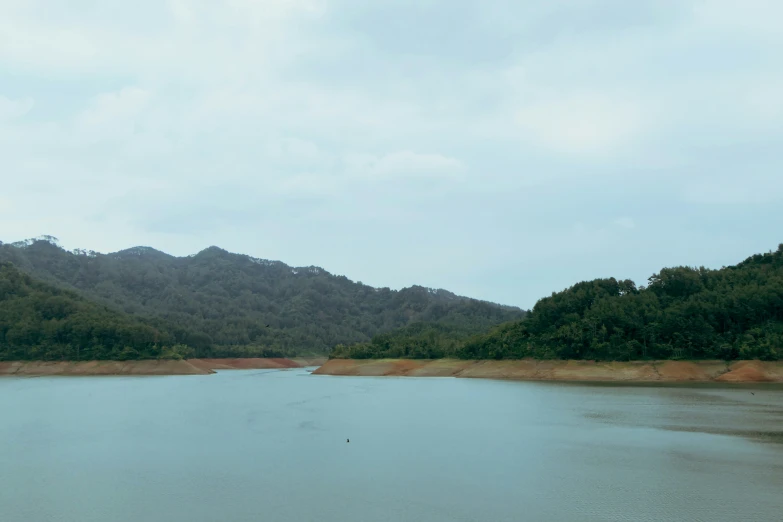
8,237 -> 517,309
0,236 -> 525,358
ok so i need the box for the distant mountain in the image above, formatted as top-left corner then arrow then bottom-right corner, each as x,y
0,237 -> 524,358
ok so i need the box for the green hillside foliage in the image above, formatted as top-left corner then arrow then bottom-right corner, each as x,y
330,321 -> 484,359
334,245 -> 783,361
0,238 -> 523,358
0,262 -> 192,361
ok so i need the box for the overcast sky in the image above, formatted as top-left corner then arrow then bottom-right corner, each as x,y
1,0 -> 781,308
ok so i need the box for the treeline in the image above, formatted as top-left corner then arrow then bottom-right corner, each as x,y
0,238 -> 523,358
0,262 -> 193,361
331,322 -> 483,359
333,245 -> 783,361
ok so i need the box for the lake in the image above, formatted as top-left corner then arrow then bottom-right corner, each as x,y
1,368 -> 782,521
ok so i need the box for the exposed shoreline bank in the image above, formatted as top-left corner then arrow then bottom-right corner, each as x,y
4,357 -> 780,382
0,357 -> 327,376
312,358 -> 783,383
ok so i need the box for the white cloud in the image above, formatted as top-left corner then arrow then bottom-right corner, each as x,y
223,0 -> 327,22
74,87 -> 152,143
0,196 -> 13,214
0,95 -> 34,121
613,217 -> 636,229
345,151 -> 466,180
0,21 -> 97,70
741,80 -> 783,127
692,0 -> 783,35
681,176 -> 783,205
513,94 -> 650,157
263,138 -> 323,164
167,0 -> 195,25
1,0 -> 782,306
273,173 -> 341,197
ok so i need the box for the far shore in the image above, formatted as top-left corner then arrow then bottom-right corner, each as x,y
312,358 -> 783,383
3,357 -> 781,383
0,357 -> 327,377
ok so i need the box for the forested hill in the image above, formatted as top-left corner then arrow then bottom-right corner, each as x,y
0,262 -> 191,361
0,237 -> 524,358
332,244 -> 783,361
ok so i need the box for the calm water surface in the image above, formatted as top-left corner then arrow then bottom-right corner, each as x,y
1,369 -> 782,522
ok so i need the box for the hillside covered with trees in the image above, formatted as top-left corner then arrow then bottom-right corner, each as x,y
332,244 -> 783,361
0,262 -> 193,361
0,237 -> 524,359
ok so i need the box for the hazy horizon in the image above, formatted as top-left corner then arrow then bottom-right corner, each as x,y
2,0 -> 781,308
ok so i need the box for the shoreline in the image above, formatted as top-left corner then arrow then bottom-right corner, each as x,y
3,357 -> 780,383
312,358 -> 783,383
0,357 -> 327,377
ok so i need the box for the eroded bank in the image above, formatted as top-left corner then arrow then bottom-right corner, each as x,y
312,358 -> 783,383
0,357 -> 327,376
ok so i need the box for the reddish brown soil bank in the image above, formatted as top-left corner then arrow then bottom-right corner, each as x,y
0,360 -> 210,376
0,357 -> 327,376
312,359 -> 783,383
188,357 -> 326,371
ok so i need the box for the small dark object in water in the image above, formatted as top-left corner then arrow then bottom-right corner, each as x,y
265,324 -> 270,328
347,438 -> 350,443
751,392 -> 755,395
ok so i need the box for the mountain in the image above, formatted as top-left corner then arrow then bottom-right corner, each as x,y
333,244 -> 783,361
0,262 -> 191,361
0,237 -> 524,358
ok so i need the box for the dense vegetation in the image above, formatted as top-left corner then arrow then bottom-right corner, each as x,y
333,245 -> 783,361
331,322 -> 485,359
0,262 -> 193,361
0,237 -> 523,359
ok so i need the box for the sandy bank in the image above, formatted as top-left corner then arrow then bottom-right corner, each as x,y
312,359 -> 783,383
188,357 -> 326,371
0,360 -> 211,376
0,357 -> 327,376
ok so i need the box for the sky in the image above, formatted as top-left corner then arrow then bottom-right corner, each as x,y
1,0 -> 782,309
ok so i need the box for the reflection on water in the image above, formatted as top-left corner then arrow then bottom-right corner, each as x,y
1,370 -> 781,522
573,384 -> 783,444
